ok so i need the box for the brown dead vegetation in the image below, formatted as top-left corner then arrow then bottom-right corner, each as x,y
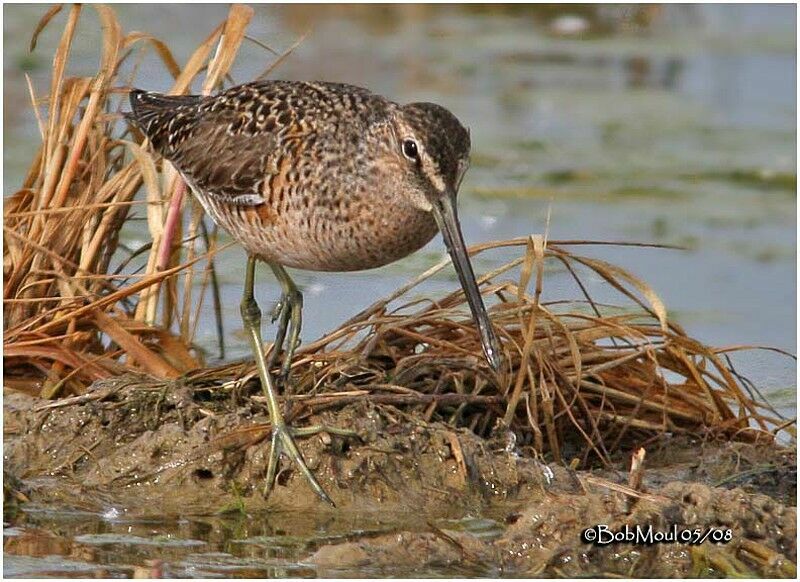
3,4 -> 795,468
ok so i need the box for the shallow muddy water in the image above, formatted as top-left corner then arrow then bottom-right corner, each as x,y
3,4 -> 797,578
3,505 -> 506,577
4,380 -> 797,578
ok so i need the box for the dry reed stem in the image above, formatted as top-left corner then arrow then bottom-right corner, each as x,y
4,4 -> 259,391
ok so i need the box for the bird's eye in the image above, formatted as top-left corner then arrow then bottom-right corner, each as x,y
402,139 -> 419,160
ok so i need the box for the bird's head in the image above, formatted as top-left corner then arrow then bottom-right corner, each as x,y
385,102 -> 502,372
390,102 -> 471,213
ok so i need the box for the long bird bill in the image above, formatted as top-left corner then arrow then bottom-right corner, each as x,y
432,190 -> 503,372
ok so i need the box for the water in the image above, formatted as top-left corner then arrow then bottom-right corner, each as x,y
3,4 -> 796,576
4,503 -> 508,577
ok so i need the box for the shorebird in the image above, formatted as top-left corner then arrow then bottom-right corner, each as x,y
128,80 -> 502,505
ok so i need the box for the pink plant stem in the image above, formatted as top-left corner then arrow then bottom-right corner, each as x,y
156,179 -> 186,270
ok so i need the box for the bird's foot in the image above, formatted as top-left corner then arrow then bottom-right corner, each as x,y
275,338 -> 302,391
263,422 -> 360,505
269,299 -> 285,324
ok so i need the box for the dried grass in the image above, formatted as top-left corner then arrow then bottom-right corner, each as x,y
3,5 -> 794,463
4,4 -> 253,396
190,236 -> 794,464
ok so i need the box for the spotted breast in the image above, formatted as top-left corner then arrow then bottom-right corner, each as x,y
129,80 -> 441,271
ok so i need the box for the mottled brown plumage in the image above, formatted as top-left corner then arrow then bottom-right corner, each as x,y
128,80 -> 501,505
130,81 -> 470,271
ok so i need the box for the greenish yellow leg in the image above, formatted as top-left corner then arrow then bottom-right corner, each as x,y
240,256 -> 334,506
292,426 -> 359,438
266,291 -> 291,375
268,263 -> 303,386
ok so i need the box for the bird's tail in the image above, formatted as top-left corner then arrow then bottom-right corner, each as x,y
127,89 -> 202,151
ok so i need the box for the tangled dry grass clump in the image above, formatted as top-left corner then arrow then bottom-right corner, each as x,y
4,4 -> 252,395
3,5 -> 795,465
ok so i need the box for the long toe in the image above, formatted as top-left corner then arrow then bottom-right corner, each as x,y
291,425 -> 360,440
271,423 -> 335,506
263,427 -> 281,499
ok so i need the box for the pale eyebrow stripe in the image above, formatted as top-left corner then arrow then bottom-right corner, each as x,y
422,155 -> 446,191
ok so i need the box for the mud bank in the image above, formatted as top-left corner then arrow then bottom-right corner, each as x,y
4,374 -> 797,577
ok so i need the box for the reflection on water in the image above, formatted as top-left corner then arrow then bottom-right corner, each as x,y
4,505 -> 505,577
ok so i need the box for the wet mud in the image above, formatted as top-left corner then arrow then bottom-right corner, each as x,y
4,374 -> 797,577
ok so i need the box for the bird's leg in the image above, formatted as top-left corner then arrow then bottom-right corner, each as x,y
269,297 -> 287,324
268,263 -> 360,458
266,292 -> 291,376
268,263 -> 304,390
239,255 -> 334,505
